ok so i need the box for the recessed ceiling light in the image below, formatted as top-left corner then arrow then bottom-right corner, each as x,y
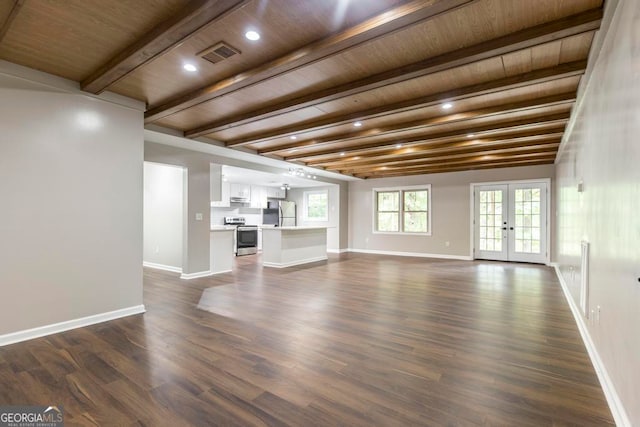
245,31 -> 260,41
353,121 -> 362,127
290,135 -> 297,140
441,102 -> 453,110
381,166 -> 388,170
183,63 -> 197,72
467,133 -> 475,138
340,152 -> 345,156
395,144 -> 402,149
353,156 -> 361,160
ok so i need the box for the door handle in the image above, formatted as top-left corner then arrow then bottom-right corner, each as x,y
502,227 -> 507,230
509,227 -> 514,230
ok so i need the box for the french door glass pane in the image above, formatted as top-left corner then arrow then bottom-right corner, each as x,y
478,190 -> 503,252
514,188 -> 542,254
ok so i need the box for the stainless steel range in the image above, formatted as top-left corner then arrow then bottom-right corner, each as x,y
224,217 -> 258,256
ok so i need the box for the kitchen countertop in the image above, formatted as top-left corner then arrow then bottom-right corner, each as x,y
262,226 -> 330,231
210,226 -> 236,231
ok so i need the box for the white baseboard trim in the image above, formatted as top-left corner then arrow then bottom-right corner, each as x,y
210,269 -> 232,275
553,265 -> 631,427
327,248 -> 349,254
0,305 -> 146,347
143,261 -> 182,273
263,256 -> 328,268
180,270 -> 213,280
347,248 -> 472,261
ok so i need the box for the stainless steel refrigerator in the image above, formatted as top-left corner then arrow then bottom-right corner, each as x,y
279,200 -> 296,226
267,200 -> 296,226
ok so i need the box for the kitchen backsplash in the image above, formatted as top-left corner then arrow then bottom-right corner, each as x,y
211,207 -> 263,226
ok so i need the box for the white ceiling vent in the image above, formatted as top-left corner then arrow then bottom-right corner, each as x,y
199,42 -> 240,64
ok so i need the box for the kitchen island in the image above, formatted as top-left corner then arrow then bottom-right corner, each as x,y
261,226 -> 328,268
210,226 -> 235,274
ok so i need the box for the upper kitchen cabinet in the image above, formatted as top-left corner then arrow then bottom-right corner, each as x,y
266,187 -> 286,199
250,186 -> 267,209
230,183 -> 251,202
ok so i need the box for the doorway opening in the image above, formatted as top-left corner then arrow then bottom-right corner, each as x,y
143,162 -> 186,273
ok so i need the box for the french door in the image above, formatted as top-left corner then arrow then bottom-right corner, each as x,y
474,181 -> 548,264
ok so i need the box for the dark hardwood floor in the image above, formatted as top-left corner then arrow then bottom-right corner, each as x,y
0,254 -> 614,426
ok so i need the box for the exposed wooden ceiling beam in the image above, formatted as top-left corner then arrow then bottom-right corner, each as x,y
279,93 -> 574,160
81,0 -> 250,94
270,112 -> 570,160
338,143 -> 559,173
0,0 -> 24,44
314,133 -> 563,169
355,158 -> 555,178
347,151 -> 557,175
307,125 -> 566,165
184,7 -> 601,136
144,0 -> 477,122
275,120 -> 567,163
214,60 -> 585,144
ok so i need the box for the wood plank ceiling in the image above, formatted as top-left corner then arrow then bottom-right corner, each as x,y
0,0 -> 603,179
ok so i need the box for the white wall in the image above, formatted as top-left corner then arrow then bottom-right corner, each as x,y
349,165 -> 554,258
143,162 -> 184,271
0,66 -> 144,337
287,185 -> 340,251
555,0 -> 638,424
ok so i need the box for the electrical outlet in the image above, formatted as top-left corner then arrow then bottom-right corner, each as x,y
445,241 -> 450,247
154,246 -> 159,254
195,213 -> 203,221
596,305 -> 601,324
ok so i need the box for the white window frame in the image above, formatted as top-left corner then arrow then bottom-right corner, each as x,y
372,184 -> 432,235
303,189 -> 329,222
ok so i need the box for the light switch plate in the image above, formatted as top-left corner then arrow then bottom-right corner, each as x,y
195,213 -> 203,221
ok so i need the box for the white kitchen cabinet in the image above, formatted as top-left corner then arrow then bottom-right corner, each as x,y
266,187 -> 286,199
211,182 -> 230,207
230,183 -> 251,201
250,185 -> 268,208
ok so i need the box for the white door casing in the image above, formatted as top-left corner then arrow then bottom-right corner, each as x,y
472,180 -> 549,264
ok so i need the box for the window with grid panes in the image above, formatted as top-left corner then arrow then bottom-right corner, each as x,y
374,185 -> 431,234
